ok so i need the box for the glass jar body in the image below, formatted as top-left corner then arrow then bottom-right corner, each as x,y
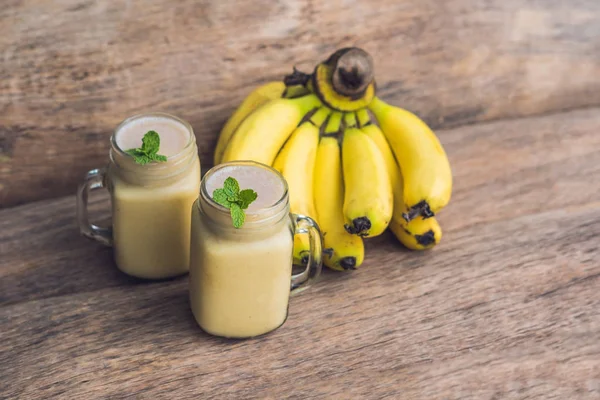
107,156 -> 200,279
189,197 -> 295,338
77,112 -> 201,279
188,160 -> 323,338
190,200 -> 293,338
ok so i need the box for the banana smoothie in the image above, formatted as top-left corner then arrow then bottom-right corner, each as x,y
190,161 -> 322,338
107,113 -> 200,279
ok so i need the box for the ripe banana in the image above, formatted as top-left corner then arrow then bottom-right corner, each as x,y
389,217 -> 442,250
273,108 -> 329,265
360,122 -> 407,225
369,96 -> 452,221
214,81 -> 285,165
314,136 -> 364,271
362,122 -> 443,249
342,127 -> 393,238
222,94 -> 321,165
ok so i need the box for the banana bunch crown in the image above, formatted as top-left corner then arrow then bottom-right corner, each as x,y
285,47 -> 377,112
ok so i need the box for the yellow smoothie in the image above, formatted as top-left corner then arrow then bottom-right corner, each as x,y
108,113 -> 200,279
189,163 -> 295,338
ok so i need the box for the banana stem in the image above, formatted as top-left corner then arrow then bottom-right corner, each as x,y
284,67 -> 311,87
283,85 -> 310,99
356,109 -> 371,127
310,107 -> 331,127
324,111 -> 343,135
402,200 -> 435,222
343,112 -> 357,128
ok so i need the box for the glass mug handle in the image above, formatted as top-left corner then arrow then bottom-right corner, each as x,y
290,213 -> 323,295
76,168 -> 113,246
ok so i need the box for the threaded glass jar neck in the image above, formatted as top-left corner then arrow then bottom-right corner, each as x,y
199,161 -> 290,232
109,112 -> 197,185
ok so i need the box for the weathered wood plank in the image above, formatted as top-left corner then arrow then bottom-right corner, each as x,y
2,0 -> 600,206
2,108 -> 600,305
2,200 -> 599,399
0,192 -> 142,305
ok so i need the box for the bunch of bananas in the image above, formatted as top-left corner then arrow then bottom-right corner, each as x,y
215,47 -> 452,271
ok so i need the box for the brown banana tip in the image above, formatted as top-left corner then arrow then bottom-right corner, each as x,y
415,230 -> 436,247
345,217 -> 371,235
339,257 -> 357,270
299,250 -> 311,266
404,200 -> 435,221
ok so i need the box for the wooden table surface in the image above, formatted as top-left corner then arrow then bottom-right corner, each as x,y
2,107 -> 600,399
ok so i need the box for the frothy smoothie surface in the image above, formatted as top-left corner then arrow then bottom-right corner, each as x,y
116,115 -> 191,157
205,165 -> 285,212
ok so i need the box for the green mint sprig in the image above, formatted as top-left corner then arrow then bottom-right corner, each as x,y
125,130 -> 168,165
212,177 -> 258,228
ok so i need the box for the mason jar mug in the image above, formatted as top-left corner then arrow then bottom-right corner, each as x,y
189,161 -> 323,338
77,112 -> 201,279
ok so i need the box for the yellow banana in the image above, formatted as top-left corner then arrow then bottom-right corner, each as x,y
389,217 -> 442,250
222,94 -> 321,165
362,122 -> 442,249
273,108 -> 329,265
271,139 -> 292,173
342,127 -> 393,238
369,96 -> 452,221
214,81 -> 285,165
361,122 -> 407,225
314,136 -> 364,271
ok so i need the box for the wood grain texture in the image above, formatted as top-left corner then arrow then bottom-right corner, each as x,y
2,0 -> 600,206
2,107 -> 600,306
2,182 -> 599,399
2,109 -> 600,399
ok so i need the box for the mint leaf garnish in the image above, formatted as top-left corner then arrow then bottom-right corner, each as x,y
125,150 -> 150,165
126,130 -> 167,165
212,188 -> 231,208
230,203 -> 245,228
238,189 -> 258,210
223,177 -> 240,198
212,176 -> 258,228
142,131 -> 160,155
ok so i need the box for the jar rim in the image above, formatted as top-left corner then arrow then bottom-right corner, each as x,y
110,111 -> 196,166
108,112 -> 198,182
200,161 -> 289,225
